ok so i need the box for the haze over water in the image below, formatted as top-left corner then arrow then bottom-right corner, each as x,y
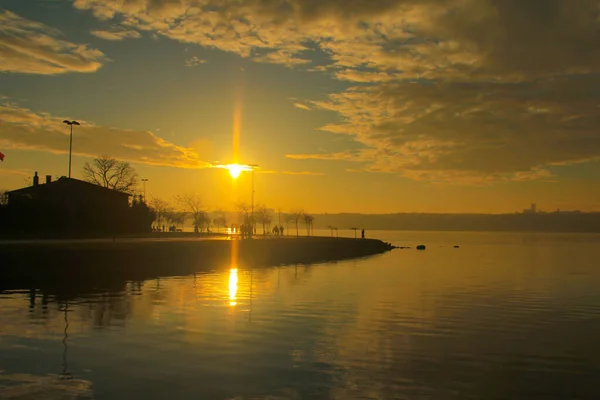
2,231 -> 600,399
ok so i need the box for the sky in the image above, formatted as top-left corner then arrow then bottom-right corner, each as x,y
1,0 -> 600,214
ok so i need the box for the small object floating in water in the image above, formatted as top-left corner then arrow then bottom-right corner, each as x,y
416,244 -> 426,250
454,245 -> 460,248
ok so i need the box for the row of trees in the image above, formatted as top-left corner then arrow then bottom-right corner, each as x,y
79,156 -> 317,236
149,194 -> 316,236
1,156 -> 318,236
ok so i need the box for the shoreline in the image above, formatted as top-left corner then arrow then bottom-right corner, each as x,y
0,236 -> 394,291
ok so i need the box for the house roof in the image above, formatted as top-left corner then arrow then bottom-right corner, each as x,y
7,177 -> 131,197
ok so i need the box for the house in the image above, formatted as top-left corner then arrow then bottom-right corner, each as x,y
4,172 -> 131,235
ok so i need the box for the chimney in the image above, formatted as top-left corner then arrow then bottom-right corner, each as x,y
33,171 -> 39,186
46,175 -> 52,184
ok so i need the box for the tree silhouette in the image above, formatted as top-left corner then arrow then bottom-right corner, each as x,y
195,211 -> 211,232
0,189 -> 8,206
255,203 -> 272,235
291,209 -> 304,237
214,210 -> 227,232
83,155 -> 138,193
327,225 -> 335,237
164,210 -> 186,230
149,198 -> 170,230
129,195 -> 154,232
236,201 -> 252,226
174,192 -> 205,233
303,213 -> 315,236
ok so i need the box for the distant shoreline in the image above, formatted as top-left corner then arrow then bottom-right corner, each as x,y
311,212 -> 600,234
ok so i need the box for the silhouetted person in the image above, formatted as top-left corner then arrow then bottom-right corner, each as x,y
280,225 -> 284,236
273,225 -> 279,236
361,229 -> 365,239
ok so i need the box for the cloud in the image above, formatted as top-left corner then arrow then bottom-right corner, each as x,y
70,0 -> 600,183
0,168 -> 31,177
287,151 -> 359,161
0,9 -> 106,75
184,56 -> 207,66
282,171 -> 325,176
91,25 -> 141,41
0,103 -> 213,169
288,78 -> 600,182
293,102 -> 311,111
71,0 -> 600,80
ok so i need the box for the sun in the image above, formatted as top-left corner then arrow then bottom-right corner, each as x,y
228,164 -> 244,179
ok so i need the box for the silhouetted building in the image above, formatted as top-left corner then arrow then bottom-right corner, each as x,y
3,172 -> 132,235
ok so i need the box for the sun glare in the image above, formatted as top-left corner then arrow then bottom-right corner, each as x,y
228,164 -> 243,179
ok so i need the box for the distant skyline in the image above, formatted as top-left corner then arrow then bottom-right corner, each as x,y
1,0 -> 600,213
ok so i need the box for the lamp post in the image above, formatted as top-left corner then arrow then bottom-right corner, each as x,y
141,178 -> 148,202
248,164 -> 259,235
62,120 -> 80,178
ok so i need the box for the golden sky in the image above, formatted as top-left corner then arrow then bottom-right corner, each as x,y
1,0 -> 600,213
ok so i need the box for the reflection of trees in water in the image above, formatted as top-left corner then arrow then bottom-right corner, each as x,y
27,289 -> 49,320
17,282 -> 138,331
7,262 -> 319,334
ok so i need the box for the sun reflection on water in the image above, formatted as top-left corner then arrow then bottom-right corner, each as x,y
229,268 -> 238,306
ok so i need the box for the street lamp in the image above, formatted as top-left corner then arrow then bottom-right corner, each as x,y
248,164 -> 259,234
141,178 -> 149,202
62,120 -> 80,178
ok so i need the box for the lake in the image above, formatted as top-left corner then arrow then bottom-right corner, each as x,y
1,231 -> 600,399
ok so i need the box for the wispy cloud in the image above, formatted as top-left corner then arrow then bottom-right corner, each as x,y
0,168 -> 31,177
293,102 -> 311,111
282,171 -> 325,176
290,78 -> 600,183
0,103 -> 213,169
0,9 -> 106,75
184,56 -> 207,67
91,25 -> 141,41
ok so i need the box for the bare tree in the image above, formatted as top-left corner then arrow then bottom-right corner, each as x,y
149,198 -> 170,230
174,192 -> 205,233
284,213 -> 295,236
254,203 -> 272,235
195,211 -> 211,233
164,211 -> 186,230
83,155 -> 138,193
303,214 -> 315,236
236,201 -> 252,225
291,209 -> 304,237
213,210 -> 227,232
0,189 -> 8,205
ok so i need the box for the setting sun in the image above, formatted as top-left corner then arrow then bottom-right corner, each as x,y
228,164 -> 244,179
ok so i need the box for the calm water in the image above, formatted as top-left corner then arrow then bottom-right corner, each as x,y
1,231 -> 600,399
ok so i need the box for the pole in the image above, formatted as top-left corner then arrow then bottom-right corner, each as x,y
68,124 -> 73,178
251,167 -> 255,235
142,179 -> 148,202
